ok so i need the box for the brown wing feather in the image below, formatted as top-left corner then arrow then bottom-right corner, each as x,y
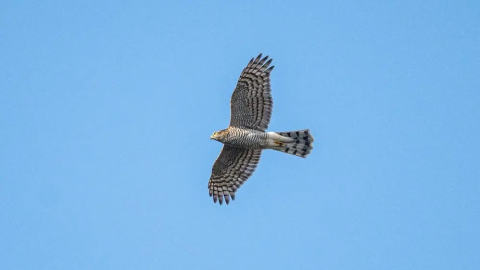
208,146 -> 262,205
229,54 -> 274,131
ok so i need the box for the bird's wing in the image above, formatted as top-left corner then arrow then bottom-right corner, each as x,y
208,146 -> 262,205
229,54 -> 274,131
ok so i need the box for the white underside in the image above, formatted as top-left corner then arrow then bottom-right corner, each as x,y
267,132 -> 294,147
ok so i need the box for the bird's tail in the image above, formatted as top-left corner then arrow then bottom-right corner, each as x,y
268,129 -> 314,158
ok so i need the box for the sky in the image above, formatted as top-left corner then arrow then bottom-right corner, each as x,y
1,1 -> 479,269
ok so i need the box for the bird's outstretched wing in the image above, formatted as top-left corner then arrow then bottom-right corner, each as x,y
208,146 -> 262,205
229,54 -> 274,131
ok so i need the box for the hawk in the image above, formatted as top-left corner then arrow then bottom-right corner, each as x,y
209,54 -> 314,205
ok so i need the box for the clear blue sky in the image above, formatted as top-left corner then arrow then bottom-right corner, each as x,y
1,1 -> 479,269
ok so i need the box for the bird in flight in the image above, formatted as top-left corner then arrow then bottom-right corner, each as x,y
209,54 -> 314,205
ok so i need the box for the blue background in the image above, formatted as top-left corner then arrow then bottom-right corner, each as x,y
1,1 -> 479,269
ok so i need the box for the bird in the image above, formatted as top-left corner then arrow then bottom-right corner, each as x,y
209,54 -> 314,205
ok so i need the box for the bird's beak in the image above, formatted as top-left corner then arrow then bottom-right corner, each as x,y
210,135 -> 214,140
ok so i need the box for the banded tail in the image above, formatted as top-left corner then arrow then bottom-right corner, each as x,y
269,129 -> 314,158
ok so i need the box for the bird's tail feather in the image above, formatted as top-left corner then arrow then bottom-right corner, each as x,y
271,129 -> 314,158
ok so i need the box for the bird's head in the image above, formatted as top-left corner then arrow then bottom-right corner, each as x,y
210,129 -> 228,142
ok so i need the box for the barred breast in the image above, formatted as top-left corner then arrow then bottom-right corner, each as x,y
224,127 -> 268,149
